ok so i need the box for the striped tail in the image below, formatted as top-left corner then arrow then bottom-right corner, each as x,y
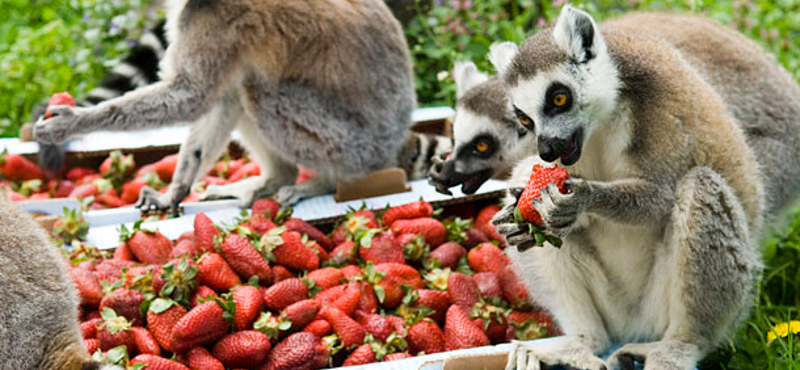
397,131 -> 453,180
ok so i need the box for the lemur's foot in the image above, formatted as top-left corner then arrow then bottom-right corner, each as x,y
136,186 -> 179,216
200,176 -> 280,209
608,341 -> 700,370
33,105 -> 78,144
505,340 -> 607,370
275,178 -> 334,206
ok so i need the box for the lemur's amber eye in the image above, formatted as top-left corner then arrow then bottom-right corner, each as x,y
553,93 -> 567,107
518,115 -> 533,127
476,141 -> 489,153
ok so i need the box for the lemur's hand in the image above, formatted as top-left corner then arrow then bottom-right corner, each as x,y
492,187 -> 541,251
136,186 -> 181,217
33,105 -> 78,144
532,178 -> 591,238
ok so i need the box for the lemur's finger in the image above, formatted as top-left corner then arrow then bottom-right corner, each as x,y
508,186 -> 525,199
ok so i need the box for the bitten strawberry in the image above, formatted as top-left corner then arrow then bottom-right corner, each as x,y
382,200 -> 434,227
212,330 -> 271,368
444,305 -> 489,351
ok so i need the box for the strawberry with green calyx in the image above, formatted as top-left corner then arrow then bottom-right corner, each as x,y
119,220 -> 173,265
66,241 -> 111,266
444,304 -> 490,351
17,179 -> 42,197
97,307 -> 136,352
508,318 -> 547,341
407,288 -> 449,325
90,345 -> 130,368
367,262 -> 423,308
514,164 -> 570,248
326,241 -> 357,267
443,217 -> 472,244
429,242 -> 467,270
0,150 -> 43,182
254,311 -> 286,339
331,206 -> 379,244
156,258 -> 198,306
100,288 -> 146,326
407,318 -> 446,355
100,150 -> 135,190
471,298 -> 512,344
146,298 -> 187,352
219,232 -> 272,285
381,200 -> 434,227
197,252 -> 242,292
423,267 -> 451,291
391,217 -> 447,247
257,227 -> 319,271
264,332 -> 338,370
358,229 -> 403,264
399,234 -> 430,264
229,285 -> 264,332
53,206 -> 90,244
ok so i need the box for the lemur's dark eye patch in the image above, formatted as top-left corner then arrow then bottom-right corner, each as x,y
461,134 -> 497,159
514,106 -> 534,128
544,83 -> 572,116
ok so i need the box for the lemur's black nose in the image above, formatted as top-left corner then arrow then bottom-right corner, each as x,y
538,136 -> 568,162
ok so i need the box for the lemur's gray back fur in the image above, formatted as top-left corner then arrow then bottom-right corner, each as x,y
0,197 -> 113,370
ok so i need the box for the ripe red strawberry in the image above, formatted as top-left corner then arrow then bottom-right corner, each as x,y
147,299 -> 187,352
302,320 -> 332,338
328,241 -> 357,266
340,265 -> 362,281
220,233 -> 272,284
154,154 -> 179,182
232,285 -> 264,331
382,200 -> 434,227
186,347 -> 225,370
282,299 -> 321,331
171,239 -> 200,258
448,272 -> 480,310
413,289 -> 450,324
84,338 -> 99,354
49,179 -> 76,198
468,242 -> 509,275
501,265 -> 531,309
66,167 -> 95,182
97,308 -> 135,352
408,318 -> 446,354
193,212 -> 219,254
371,263 -> 423,308
228,161 -> 260,182
284,218 -> 333,251
52,207 -> 89,245
444,305 -> 489,351
0,154 -> 42,181
476,204 -> 505,246
249,215 -> 277,235
191,285 -> 218,307
44,91 -> 75,118
354,282 -> 378,314
385,315 -> 408,337
100,288 -> 145,326
313,284 -> 347,307
69,267 -> 103,307
68,183 -> 98,199
171,300 -> 230,352
132,326 -> 162,355
360,313 -> 393,342
517,164 -> 570,226
322,306 -> 365,348
153,258 -> 199,305
307,267 -> 344,290
212,330 -> 271,368
121,223 -> 172,265
198,253 -> 242,291
263,230 -> 319,271
252,198 -> 280,220
121,178 -> 147,204
385,353 -> 413,361
131,355 -> 190,370
342,343 -> 377,366
272,265 -> 295,283
308,241 -> 328,263
473,272 -> 503,300
524,310 -> 561,337
262,278 -> 308,312
471,300 -> 509,344
359,231 -> 405,264
391,218 -> 447,247
97,189 -> 126,208
81,318 -> 101,339
262,332 -> 329,370
429,242 -> 467,270
327,283 -> 361,315
113,243 -> 135,261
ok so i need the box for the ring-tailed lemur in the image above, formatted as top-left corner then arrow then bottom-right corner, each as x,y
490,7 -> 800,370
427,45 -> 538,195
34,0 -> 452,214
0,196 -> 122,370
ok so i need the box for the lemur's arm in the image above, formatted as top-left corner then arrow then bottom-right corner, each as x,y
582,178 -> 674,225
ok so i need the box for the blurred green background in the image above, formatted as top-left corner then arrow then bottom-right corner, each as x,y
1,0 -> 799,367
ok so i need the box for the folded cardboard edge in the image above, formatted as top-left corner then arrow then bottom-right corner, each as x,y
334,168 -> 410,202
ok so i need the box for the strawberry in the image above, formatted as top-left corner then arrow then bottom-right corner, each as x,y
385,353 -> 413,361
360,313 -> 393,342
191,285 -> 218,307
468,242 -> 509,275
154,154 -> 179,182
154,258 -> 199,305
171,239 -> 200,258
220,233 -> 272,284
97,308 -> 135,352
369,263 -> 423,308
413,289 -> 449,324
307,267 -> 344,290
69,267 -> 103,307
171,300 -> 230,352
100,288 -> 145,326
359,231 -> 405,264
429,242 -> 467,270
302,320 -> 332,338
252,198 -> 281,220
322,306 -> 365,348
261,278 -> 308,312
448,272 -> 480,311
44,91 -> 75,118
147,298 -> 187,352
253,312 -> 283,340
249,215 -> 277,235
314,284 -> 347,308
408,318 -> 446,354
444,305 -> 489,350
198,253 -> 242,291
272,265 -> 295,283
193,212 -> 220,254
121,178 -> 147,204
308,241 -> 329,263
326,283 -> 361,315
120,222 -> 172,265
81,318 -> 101,339
385,315 -> 408,337
259,229 -> 319,271
472,300 -> 509,344
52,207 -> 89,245
50,179 -> 76,198
186,347 -> 225,370
232,285 -> 264,331
526,310 -> 561,337
501,265 -> 531,309
517,164 -> 569,226
113,243 -> 136,261
68,183 -> 98,199
281,299 -> 321,331
328,241 -> 357,266
382,200 -> 434,227
212,330 -> 271,368
261,332 -> 329,370
284,218 -> 333,251
132,326 -> 162,355
391,218 -> 447,247
84,338 -> 99,355
476,204 -> 505,246
342,343 -> 377,366
0,153 -> 42,181
354,282 -> 378,314
473,272 -> 503,300
229,161 -> 261,182
66,167 -> 95,182
76,173 -> 102,186
504,311 -> 550,341
97,189 -> 126,208
340,265 -> 362,281
131,355 -> 190,370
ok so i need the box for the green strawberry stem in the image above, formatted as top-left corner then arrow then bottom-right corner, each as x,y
513,207 -> 563,248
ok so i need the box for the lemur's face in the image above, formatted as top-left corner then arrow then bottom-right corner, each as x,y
504,6 -> 619,166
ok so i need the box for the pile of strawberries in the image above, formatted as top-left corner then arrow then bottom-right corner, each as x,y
66,199 -> 559,370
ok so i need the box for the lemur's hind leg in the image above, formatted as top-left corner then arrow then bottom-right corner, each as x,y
608,167 -> 760,370
137,92 -> 241,215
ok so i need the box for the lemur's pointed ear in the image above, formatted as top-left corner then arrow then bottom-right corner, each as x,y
553,5 -> 605,63
487,42 -> 518,76
453,61 -> 489,99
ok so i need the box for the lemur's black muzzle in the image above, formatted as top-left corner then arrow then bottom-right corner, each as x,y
428,154 -> 493,195
538,128 -> 583,166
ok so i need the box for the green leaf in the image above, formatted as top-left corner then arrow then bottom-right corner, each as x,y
149,298 -> 176,314
374,285 -> 386,303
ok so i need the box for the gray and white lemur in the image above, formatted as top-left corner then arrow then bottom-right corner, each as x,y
490,7 -> 800,370
428,44 -> 538,195
0,196 -> 121,370
34,0 -> 451,213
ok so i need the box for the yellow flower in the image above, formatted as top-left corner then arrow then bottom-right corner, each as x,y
767,320 -> 800,342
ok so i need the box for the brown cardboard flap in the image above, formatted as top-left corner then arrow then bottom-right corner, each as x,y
441,352 -> 508,370
334,168 -> 411,202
